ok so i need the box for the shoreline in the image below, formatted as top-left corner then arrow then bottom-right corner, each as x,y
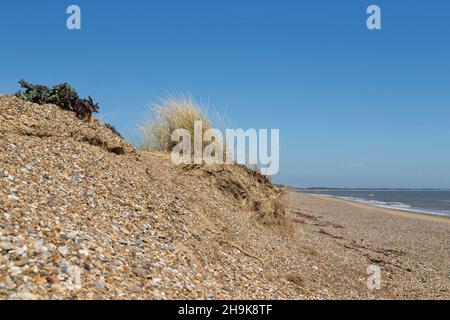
285,191 -> 450,298
304,192 -> 450,224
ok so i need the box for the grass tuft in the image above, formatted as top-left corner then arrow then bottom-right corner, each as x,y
138,93 -> 213,152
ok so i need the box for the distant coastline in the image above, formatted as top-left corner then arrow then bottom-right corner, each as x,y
290,187 -> 450,218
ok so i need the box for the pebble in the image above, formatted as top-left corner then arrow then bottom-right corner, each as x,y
7,194 -> 19,202
1,241 -> 17,251
58,246 -> 69,256
14,257 -> 29,267
14,291 -> 38,300
2,95 -> 446,301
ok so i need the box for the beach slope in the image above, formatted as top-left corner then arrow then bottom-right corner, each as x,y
284,192 -> 449,298
0,94 -> 448,299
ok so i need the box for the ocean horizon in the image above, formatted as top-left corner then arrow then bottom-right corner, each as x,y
295,188 -> 450,217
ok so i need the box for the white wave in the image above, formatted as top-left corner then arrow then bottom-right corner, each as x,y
302,191 -> 450,217
330,196 -> 450,217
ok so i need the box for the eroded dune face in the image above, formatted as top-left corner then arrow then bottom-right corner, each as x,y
0,95 -> 292,300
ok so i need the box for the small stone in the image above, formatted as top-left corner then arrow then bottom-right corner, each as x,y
194,273 -> 202,280
121,211 -> 131,218
58,246 -> 69,256
131,285 -> 142,293
4,276 -> 16,289
16,246 -> 27,255
166,243 -> 176,251
46,276 -> 57,285
14,291 -> 37,300
150,278 -> 161,287
14,257 -> 29,267
119,226 -> 130,235
34,276 -> 47,285
51,283 -> 62,292
9,266 -> 23,276
112,259 -> 122,266
79,249 -> 89,257
7,194 -> 20,202
1,241 -> 17,251
60,233 -> 70,241
133,267 -> 147,276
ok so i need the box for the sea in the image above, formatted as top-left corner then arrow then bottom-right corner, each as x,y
295,189 -> 450,217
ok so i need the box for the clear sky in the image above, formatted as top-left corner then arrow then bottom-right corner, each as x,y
1,1 -> 449,188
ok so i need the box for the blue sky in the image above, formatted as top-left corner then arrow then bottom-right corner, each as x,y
1,1 -> 449,188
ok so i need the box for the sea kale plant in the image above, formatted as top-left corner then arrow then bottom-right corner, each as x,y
15,80 -> 99,120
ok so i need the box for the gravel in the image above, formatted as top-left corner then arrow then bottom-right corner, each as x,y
1,95 -> 447,300
0,95 -> 299,299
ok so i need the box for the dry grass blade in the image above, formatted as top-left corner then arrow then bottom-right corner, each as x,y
138,93 -> 212,152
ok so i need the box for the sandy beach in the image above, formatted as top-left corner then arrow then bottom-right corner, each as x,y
1,95 -> 448,300
283,191 -> 450,299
